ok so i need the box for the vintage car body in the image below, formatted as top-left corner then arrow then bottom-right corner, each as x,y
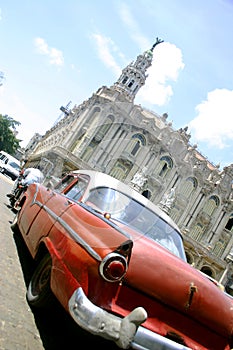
12,169 -> 233,350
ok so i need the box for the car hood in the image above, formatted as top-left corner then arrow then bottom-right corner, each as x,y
125,236 -> 233,338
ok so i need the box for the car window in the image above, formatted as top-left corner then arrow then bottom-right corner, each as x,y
9,161 -> 20,170
0,155 -> 7,162
85,187 -> 129,214
85,187 -> 186,260
65,177 -> 89,202
54,175 -> 76,192
145,217 -> 182,258
0,157 -> 7,164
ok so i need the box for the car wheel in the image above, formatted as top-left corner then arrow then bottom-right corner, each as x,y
10,211 -> 20,232
9,194 -> 16,207
27,254 -> 53,308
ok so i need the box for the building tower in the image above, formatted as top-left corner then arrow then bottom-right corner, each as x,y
112,38 -> 164,101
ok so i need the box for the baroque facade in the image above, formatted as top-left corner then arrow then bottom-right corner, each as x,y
24,40 -> 233,291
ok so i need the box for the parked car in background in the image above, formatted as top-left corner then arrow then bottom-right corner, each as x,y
7,167 -> 44,209
0,151 -> 20,180
11,169 -> 233,350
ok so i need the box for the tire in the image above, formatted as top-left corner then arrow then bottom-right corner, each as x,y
10,196 -> 16,208
27,254 -> 53,308
10,211 -> 19,232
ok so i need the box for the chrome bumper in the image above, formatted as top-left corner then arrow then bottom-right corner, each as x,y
68,288 -> 191,350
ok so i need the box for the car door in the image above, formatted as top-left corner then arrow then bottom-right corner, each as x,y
22,175 -> 89,255
18,183 -> 55,236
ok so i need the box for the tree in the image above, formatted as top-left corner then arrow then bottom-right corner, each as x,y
0,71 -> 4,86
0,114 -> 21,154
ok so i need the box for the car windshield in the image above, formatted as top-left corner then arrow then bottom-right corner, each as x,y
85,187 -> 186,260
9,161 -> 20,170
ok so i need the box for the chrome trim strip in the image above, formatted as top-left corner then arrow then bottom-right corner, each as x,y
29,185 -> 102,261
45,205 -> 102,262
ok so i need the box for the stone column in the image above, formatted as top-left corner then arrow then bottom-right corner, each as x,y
183,190 -> 204,228
93,123 -> 122,166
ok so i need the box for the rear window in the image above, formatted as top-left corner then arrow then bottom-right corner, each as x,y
85,187 -> 186,260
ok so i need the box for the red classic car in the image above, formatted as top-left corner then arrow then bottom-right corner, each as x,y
11,169 -> 233,350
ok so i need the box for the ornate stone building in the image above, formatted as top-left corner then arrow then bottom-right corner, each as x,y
24,39 -> 233,291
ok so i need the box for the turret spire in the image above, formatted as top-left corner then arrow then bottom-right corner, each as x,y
112,38 -> 164,101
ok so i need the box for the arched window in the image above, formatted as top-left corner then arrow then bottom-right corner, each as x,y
190,223 -> 204,241
202,195 -> 220,216
200,266 -> 214,278
157,156 -> 173,178
110,166 -> 126,181
213,230 -> 230,258
93,116 -> 113,142
128,79 -> 134,88
72,107 -> 101,155
109,159 -> 133,181
213,239 -> 227,257
82,145 -> 95,162
122,76 -> 128,84
180,177 -> 197,198
131,140 -> 140,155
126,133 -> 146,157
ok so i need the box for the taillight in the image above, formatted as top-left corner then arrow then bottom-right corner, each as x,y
99,253 -> 128,282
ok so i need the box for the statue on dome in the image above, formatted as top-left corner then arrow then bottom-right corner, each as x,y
151,37 -> 164,51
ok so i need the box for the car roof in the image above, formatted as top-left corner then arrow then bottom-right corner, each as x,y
72,169 -> 182,235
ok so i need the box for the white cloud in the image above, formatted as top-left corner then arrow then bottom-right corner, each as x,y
137,42 -> 185,106
34,37 -> 64,66
92,33 -> 122,76
118,3 -> 150,49
189,89 -> 233,149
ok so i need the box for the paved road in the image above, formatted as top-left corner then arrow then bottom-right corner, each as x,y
0,174 -> 120,350
0,174 -> 44,350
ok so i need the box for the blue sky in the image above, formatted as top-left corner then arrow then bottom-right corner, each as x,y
0,0 -> 233,169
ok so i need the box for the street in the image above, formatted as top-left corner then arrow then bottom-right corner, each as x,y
0,174 -> 43,349
0,174 -> 119,350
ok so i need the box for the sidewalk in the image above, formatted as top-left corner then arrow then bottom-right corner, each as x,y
0,175 -> 44,350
